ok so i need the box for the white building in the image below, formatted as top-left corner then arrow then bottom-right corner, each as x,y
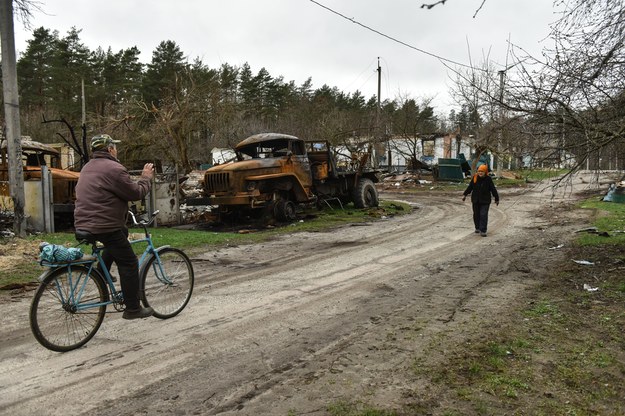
384,135 -> 474,171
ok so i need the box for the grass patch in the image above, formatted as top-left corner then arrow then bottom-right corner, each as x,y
577,198 -> 625,246
0,200 -> 410,289
518,168 -> 569,181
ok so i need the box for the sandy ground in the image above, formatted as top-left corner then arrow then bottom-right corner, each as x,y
0,171 -> 616,415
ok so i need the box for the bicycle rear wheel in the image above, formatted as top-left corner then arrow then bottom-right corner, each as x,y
30,266 -> 107,352
140,247 -> 194,319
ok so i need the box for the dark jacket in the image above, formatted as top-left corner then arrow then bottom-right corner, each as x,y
463,174 -> 499,204
74,151 -> 152,233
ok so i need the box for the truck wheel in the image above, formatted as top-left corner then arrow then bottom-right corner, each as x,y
274,199 -> 297,222
353,178 -> 379,208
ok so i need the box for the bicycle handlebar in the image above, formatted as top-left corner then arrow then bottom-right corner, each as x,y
128,210 -> 160,227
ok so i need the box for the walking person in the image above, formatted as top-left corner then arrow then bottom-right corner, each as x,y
74,134 -> 156,319
462,164 -> 499,237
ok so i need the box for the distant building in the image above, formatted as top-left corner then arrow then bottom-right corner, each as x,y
384,134 -> 473,171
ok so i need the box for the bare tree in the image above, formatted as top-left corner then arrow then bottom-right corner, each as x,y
448,54 -> 502,170
503,0 -> 625,171
449,0 -> 625,175
387,95 -> 438,171
136,68 -> 216,173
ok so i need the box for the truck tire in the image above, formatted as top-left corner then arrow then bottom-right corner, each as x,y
274,199 -> 297,222
352,178 -> 379,208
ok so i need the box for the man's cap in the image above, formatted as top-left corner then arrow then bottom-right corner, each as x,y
477,164 -> 488,172
91,134 -> 121,151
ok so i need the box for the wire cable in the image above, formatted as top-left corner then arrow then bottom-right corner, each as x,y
309,0 -> 480,71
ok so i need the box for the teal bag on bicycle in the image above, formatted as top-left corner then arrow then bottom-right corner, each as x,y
39,242 -> 84,263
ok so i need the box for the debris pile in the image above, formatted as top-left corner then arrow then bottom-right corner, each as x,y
0,210 -> 14,237
179,170 -> 216,224
378,171 -> 438,191
180,170 -> 206,199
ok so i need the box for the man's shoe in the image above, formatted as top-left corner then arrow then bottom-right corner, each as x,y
480,232 -> 487,237
475,229 -> 480,233
123,306 -> 154,320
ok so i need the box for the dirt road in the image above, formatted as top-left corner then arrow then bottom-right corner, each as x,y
0,173 -> 611,415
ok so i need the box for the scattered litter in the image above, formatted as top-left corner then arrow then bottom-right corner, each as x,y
583,284 -> 599,292
574,227 -> 610,236
573,260 -> 595,266
549,244 -> 564,250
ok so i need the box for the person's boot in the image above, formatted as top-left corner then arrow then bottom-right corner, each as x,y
123,306 -> 154,320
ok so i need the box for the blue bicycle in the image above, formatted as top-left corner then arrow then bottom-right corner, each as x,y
29,210 -> 194,352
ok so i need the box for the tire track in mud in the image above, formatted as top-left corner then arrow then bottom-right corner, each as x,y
192,194 -> 506,288
176,195 -> 499,336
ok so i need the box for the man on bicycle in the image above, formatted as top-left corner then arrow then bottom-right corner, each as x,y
74,134 -> 155,319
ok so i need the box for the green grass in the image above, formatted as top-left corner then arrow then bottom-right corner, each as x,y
518,168 -> 569,181
577,198 -> 625,246
494,169 -> 568,187
0,200 -> 410,288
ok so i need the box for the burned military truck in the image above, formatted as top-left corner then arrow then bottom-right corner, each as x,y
196,133 -> 381,221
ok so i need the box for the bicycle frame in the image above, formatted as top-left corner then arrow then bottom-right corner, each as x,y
50,261 -> 110,311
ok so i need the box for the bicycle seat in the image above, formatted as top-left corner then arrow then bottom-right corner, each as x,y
75,229 -> 98,244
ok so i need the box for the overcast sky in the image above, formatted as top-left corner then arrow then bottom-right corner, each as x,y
12,0 -> 559,114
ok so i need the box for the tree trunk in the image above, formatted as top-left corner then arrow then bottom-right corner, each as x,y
0,0 -> 27,237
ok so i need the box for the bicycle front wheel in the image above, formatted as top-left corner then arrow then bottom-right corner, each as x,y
30,266 -> 107,352
140,247 -> 194,319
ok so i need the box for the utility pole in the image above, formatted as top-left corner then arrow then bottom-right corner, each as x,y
81,78 -> 89,163
374,58 -> 387,170
0,0 -> 27,237
376,57 -> 381,123
496,69 -> 505,178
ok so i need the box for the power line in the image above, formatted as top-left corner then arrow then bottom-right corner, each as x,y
309,0 -> 479,70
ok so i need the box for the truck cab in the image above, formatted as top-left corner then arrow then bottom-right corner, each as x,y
202,133 -> 315,220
